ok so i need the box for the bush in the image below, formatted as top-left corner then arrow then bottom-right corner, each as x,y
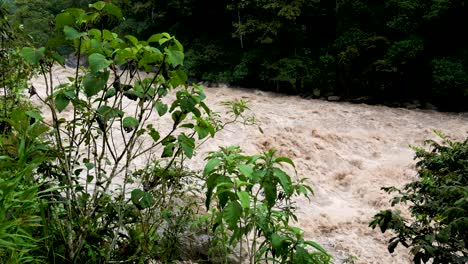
370,132 -> 468,264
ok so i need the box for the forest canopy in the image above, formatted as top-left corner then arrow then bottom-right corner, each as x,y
4,0 -> 468,110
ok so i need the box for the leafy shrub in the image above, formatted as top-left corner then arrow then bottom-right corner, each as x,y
204,146 -> 332,263
370,133 -> 468,264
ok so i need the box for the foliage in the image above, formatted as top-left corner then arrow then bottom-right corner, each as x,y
204,146 -> 332,263
0,108 -> 51,263
0,2 -> 332,263
5,0 -> 468,108
370,133 -> 468,264
15,2 -> 219,262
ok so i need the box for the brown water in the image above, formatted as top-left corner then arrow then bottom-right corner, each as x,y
32,67 -> 468,263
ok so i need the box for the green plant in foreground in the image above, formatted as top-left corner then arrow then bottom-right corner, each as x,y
204,146 -> 332,263
0,108 -> 51,263
370,132 -> 468,264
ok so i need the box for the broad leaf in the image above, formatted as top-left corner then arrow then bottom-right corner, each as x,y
165,48 -> 184,67
63,26 -> 86,40
88,53 -> 112,73
82,71 -> 109,97
20,47 -> 45,65
55,13 -> 75,30
154,101 -> 168,116
55,93 -> 70,112
131,189 -> 154,210
96,105 -> 124,122
178,133 -> 195,158
273,168 -> 292,195
223,201 -> 242,229
237,191 -> 250,209
204,158 -> 221,176
123,116 -> 139,131
161,143 -> 175,158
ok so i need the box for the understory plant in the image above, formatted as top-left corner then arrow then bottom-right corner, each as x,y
0,108 -> 52,263
370,132 -> 468,264
204,146 -> 332,263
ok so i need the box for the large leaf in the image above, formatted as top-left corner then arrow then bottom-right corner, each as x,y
96,105 -> 124,122
263,180 -> 277,209
273,168 -> 292,195
169,69 -> 188,88
204,158 -> 221,176
63,26 -> 86,40
89,1 -> 106,10
20,47 -> 45,65
154,101 -> 168,116
237,191 -> 250,209
161,143 -> 175,158
131,189 -> 153,210
122,116 -> 139,132
294,246 -> 312,263
55,93 -> 70,112
55,13 -> 75,30
103,3 -> 123,19
165,48 -> 184,67
82,71 -> 109,97
178,133 -> 195,158
223,201 -> 243,229
88,53 -> 112,73
205,173 -> 219,209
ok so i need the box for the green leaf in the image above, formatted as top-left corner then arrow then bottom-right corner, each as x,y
131,189 -> 154,210
165,48 -> 184,67
63,26 -> 86,40
89,1 -> 106,10
148,129 -> 160,142
96,105 -> 124,122
237,191 -> 250,209
273,168 -> 292,194
205,173 -> 219,209
223,201 -> 242,229
147,33 -> 171,44
88,53 -> 112,73
271,233 -> 285,251
104,88 -> 116,100
84,162 -> 94,170
55,13 -> 75,30
172,110 -> 186,126
55,93 -> 70,112
294,246 -> 312,263
304,240 -> 329,255
125,35 -> 139,46
263,180 -> 277,208
25,111 -> 43,121
178,134 -> 195,158
20,47 -> 45,64
169,69 -> 188,88
114,48 -> 136,64
154,101 -> 168,116
161,143 -> 175,158
204,158 -> 221,176
82,71 -> 109,97
237,164 -> 253,178
103,3 -> 123,19
274,156 -> 295,167
123,116 -> 139,130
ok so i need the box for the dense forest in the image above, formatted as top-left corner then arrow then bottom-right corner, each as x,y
3,0 -> 468,110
